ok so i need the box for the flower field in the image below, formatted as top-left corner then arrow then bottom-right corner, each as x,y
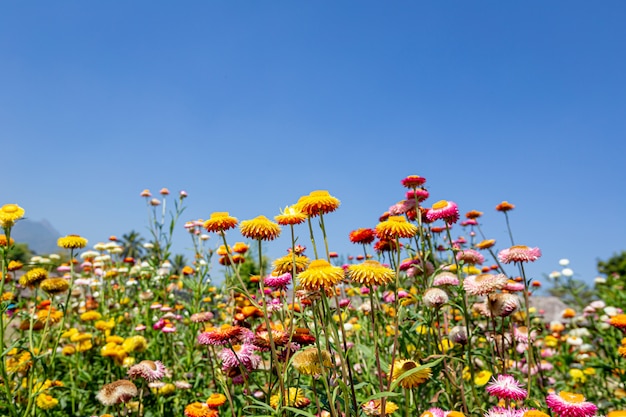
1,175 -> 625,417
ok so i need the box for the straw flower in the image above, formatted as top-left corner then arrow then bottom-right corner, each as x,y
36,394 -> 59,410
426,200 -> 459,224
545,391 -> 597,417
57,235 -> 87,249
240,215 -> 281,241
463,273 -> 508,296
198,326 -> 252,346
362,399 -> 399,416
476,239 -> 496,249
19,268 -> 48,287
270,388 -> 311,408
80,311 -> 102,321
275,205 -> 307,225
401,175 -> 426,188
40,278 -> 70,295
296,190 -> 340,217
203,212 -> 238,233
127,360 -> 167,382
496,201 -> 515,212
272,254 -> 310,275
423,288 -> 449,308
264,272 -> 292,289
474,370 -> 493,386
298,259 -> 344,292
291,347 -> 333,376
347,260 -> 394,286
206,393 -> 227,408
0,204 -> 25,227
433,271 -> 459,286
609,314 -> 626,330
184,402 -> 217,417
0,234 -> 15,246
375,216 -> 418,240
486,374 -> 527,400
498,245 -> 542,264
349,228 -> 377,245
390,359 -> 432,388
96,380 -> 138,406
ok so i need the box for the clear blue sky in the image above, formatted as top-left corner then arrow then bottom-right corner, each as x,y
2,2 -> 625,286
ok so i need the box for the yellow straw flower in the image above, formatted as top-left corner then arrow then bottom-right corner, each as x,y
347,260 -> 395,286
239,215 -> 281,241
58,234 -> 88,249
203,212 -> 239,233
389,359 -> 432,388
19,268 -> 48,287
291,347 -> 333,376
298,259 -> 344,292
36,393 -> 59,410
474,370 -> 492,386
272,254 -> 310,275
296,190 -> 340,217
275,205 -> 307,225
270,388 -> 310,408
0,204 -> 25,227
80,311 -> 102,321
375,216 -> 418,240
40,278 -> 70,295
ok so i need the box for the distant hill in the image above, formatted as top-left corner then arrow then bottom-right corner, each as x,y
12,219 -> 62,255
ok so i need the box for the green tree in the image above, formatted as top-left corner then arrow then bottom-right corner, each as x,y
120,230 -> 145,259
7,243 -> 33,264
597,250 -> 626,278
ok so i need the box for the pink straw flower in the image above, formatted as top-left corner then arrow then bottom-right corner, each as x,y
498,245 -> 542,264
456,249 -> 485,265
485,374 -> 527,400
545,391 -> 597,417
127,360 -> 167,382
463,273 -> 508,296
426,200 -> 459,224
218,343 -> 260,370
264,272 -> 292,289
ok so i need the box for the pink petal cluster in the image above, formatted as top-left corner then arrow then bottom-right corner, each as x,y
463,273 -> 508,296
485,374 -> 527,400
498,245 -> 542,264
127,360 -> 167,382
545,392 -> 597,417
426,200 -> 459,224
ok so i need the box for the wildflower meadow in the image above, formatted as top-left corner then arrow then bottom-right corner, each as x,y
1,175 -> 625,417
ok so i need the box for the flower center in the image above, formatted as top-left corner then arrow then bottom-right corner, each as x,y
432,200 -> 448,210
510,245 -> 529,250
2,204 -> 18,213
559,391 -> 584,403
401,361 -> 417,372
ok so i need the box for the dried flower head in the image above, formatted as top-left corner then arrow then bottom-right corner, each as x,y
463,273 -> 508,296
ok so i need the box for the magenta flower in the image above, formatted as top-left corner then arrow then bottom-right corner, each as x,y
264,272 -> 292,289
485,374 -> 527,400
484,407 -> 526,417
498,245 -> 542,264
546,391 -> 597,417
218,343 -> 260,370
426,200 -> 459,224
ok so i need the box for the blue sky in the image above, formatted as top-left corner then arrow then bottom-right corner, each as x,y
2,2 -> 625,286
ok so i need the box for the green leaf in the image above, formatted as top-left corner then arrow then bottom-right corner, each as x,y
389,357 -> 444,392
